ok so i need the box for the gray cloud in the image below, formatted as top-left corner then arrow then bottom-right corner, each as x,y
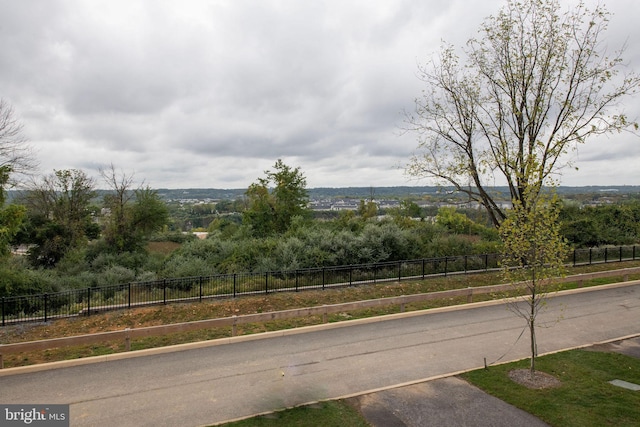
0,0 -> 638,189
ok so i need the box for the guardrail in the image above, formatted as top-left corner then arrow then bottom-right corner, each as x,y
1,245 -> 638,326
2,267 -> 639,369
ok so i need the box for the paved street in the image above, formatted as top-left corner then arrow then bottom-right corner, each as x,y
1,282 -> 638,426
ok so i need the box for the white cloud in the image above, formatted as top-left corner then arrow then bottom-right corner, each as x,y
0,0 -> 638,189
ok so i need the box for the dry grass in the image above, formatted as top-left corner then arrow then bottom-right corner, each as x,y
146,241 -> 182,256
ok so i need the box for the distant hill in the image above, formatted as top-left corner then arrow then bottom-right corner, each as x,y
154,186 -> 450,201
6,185 -> 640,203
155,185 -> 640,201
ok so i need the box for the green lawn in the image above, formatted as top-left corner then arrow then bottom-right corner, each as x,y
462,349 -> 640,427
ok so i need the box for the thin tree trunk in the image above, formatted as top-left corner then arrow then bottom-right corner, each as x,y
530,317 -> 536,379
530,267 -> 537,379
530,285 -> 537,379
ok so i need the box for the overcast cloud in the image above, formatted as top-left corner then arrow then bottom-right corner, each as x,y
1,0 -> 639,189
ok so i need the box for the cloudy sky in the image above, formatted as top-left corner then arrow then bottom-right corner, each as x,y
1,0 -> 639,189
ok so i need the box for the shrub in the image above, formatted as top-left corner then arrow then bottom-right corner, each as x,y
0,261 -> 58,297
95,266 -> 136,287
161,255 -> 214,278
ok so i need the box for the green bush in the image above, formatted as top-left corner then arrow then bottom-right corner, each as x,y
95,266 -> 137,287
161,255 -> 214,278
55,247 -> 89,276
0,260 -> 58,297
424,235 -> 476,257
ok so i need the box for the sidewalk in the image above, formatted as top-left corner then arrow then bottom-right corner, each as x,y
346,336 -> 640,427
347,377 -> 549,427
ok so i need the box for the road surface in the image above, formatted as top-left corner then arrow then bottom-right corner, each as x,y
1,282 -> 638,426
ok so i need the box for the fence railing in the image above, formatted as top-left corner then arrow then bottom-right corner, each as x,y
1,245 -> 638,326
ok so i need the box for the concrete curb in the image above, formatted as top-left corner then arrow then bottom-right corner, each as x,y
1,280 -> 637,377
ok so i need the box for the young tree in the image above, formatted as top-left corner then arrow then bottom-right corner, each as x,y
405,0 -> 640,227
243,159 -> 310,236
100,164 -> 136,253
500,186 -> 569,378
399,200 -> 423,219
357,199 -> 378,220
131,186 -> 170,238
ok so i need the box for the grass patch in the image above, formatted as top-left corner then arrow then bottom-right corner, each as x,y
217,400 -> 369,427
462,349 -> 640,427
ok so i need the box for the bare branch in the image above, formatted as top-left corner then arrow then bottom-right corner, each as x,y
0,98 -> 38,186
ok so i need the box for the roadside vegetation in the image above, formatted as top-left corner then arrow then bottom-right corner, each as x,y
1,260 -> 638,369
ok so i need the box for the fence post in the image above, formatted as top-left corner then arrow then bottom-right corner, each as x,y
199,277 -> 203,302
485,254 -> 488,271
634,245 -> 637,261
233,274 -> 237,298
398,262 -> 402,281
444,257 -> 448,277
87,288 -> 91,316
589,248 -> 592,265
1,297 -> 4,327
163,279 -> 167,304
573,249 -> 576,267
125,328 -> 131,351
44,294 -> 48,322
265,273 -> 269,294
322,268 -> 326,290
620,246 -> 623,262
422,258 -> 426,278
295,270 -> 299,292
128,283 -> 131,309
605,247 -> 608,263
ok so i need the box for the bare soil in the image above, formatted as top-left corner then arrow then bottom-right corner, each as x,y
508,368 -> 562,389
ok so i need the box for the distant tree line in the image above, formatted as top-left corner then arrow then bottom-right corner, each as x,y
560,202 -> 640,247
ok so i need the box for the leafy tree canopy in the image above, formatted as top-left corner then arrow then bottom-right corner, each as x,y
243,159 -> 310,236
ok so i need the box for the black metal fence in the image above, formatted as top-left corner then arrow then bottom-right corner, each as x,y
1,245 -> 638,326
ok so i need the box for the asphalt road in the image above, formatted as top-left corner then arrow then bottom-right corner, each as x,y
1,282 -> 638,426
